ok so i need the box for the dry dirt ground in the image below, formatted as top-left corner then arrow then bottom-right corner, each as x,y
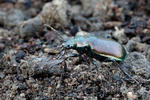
0,0 -> 150,100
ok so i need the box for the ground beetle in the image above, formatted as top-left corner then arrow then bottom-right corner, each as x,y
63,32 -> 127,61
45,24 -> 127,61
45,24 -> 139,85
61,31 -> 139,84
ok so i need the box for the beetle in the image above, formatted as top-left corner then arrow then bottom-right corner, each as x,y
44,24 -> 139,85
62,31 -> 141,84
62,32 -> 127,61
44,24 -> 127,61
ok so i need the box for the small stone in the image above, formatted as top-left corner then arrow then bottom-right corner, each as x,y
20,93 -> 25,97
127,92 -> 137,100
126,37 -> 148,53
135,43 -> 148,52
0,43 -> 5,49
144,48 -> 150,61
5,9 -> 27,27
126,38 -> 139,52
104,21 -> 122,29
18,83 -> 27,90
12,84 -> 18,91
112,98 -> 119,100
0,11 -> 6,25
113,27 -> 128,43
76,31 -> 89,36
43,48 -> 59,54
124,28 -> 136,37
15,50 -> 26,63
143,29 -> 150,34
33,84 -> 38,89
40,0 -> 70,28
0,72 -> 5,79
81,0 -> 112,21
35,96 -> 50,100
123,52 -> 150,78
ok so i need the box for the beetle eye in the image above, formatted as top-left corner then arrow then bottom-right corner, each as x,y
65,44 -> 70,48
69,45 -> 72,48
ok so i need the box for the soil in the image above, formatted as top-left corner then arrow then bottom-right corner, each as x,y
0,0 -> 150,100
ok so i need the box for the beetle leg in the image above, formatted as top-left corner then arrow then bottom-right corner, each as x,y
86,49 -> 101,68
55,45 -> 65,59
89,57 -> 98,68
120,66 -> 140,85
56,49 -> 66,59
114,62 -> 140,85
88,57 -> 105,98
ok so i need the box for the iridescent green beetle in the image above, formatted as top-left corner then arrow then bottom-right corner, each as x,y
45,25 -> 127,61
63,32 -> 127,61
44,25 -> 139,85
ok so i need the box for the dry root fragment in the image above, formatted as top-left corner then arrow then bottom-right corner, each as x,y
19,55 -> 64,77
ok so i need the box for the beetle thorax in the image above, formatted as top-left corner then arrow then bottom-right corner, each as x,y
63,36 -> 89,49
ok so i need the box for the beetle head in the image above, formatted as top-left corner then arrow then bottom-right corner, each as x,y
63,43 -> 73,49
63,40 -> 75,49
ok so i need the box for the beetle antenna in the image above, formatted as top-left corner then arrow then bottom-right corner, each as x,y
44,24 -> 64,41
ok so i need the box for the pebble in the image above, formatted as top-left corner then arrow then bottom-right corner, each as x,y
5,9 -> 27,27
15,50 -> 26,63
0,72 -> 5,79
113,27 -> 128,43
135,42 -> 147,52
20,93 -> 25,97
18,83 -> 27,90
43,48 -> 59,54
127,92 -> 137,100
0,43 -> 5,49
12,84 -> 18,91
